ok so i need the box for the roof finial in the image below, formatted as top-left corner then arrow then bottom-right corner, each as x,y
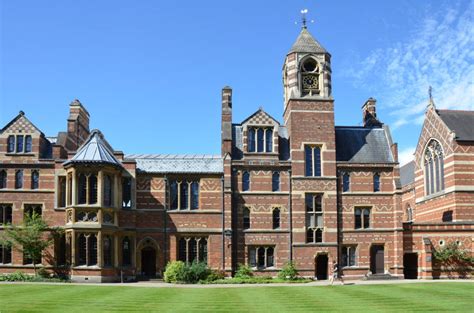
428,85 -> 436,109
301,9 -> 308,29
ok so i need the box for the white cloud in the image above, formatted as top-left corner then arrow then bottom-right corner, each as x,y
346,1 -> 474,128
398,146 -> 416,166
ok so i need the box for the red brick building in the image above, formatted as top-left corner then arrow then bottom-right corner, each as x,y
0,27 -> 472,282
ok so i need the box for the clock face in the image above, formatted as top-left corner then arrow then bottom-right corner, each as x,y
302,74 -> 318,89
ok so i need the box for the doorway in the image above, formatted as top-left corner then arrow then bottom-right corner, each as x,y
315,254 -> 328,280
141,247 -> 156,277
403,253 -> 418,279
370,245 -> 384,274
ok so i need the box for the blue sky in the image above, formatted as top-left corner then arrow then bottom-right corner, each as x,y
1,0 -> 473,164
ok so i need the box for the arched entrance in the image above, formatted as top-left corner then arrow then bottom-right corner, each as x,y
141,247 -> 156,277
315,254 -> 328,280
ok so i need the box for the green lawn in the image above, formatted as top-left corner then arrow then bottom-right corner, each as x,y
0,282 -> 472,312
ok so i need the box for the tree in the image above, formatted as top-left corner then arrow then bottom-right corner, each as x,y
0,212 -> 58,276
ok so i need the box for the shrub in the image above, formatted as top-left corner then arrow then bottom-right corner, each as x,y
0,271 -> 32,282
278,262 -> 298,280
234,264 -> 253,279
182,261 -> 211,284
164,261 -> 186,283
202,269 -> 226,283
37,268 -> 51,279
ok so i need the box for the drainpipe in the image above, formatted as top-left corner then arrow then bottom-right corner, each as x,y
288,169 -> 293,262
221,175 -> 225,270
336,171 -> 341,276
163,175 -> 168,270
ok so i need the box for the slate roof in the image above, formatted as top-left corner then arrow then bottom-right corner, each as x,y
335,127 -> 395,163
288,28 -> 327,54
400,161 -> 415,187
437,110 -> 474,141
64,130 -> 122,167
126,154 -> 223,174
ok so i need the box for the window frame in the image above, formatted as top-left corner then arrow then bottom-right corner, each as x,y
178,237 -> 208,265
248,246 -> 275,269
0,170 -> 7,189
15,170 -> 23,189
247,127 -> 274,153
0,204 -> 13,225
373,173 -> 380,192
305,194 -> 323,243
168,179 -> 200,210
243,207 -> 250,230
341,245 -> 357,267
31,170 -> 39,190
354,207 -> 371,229
242,171 -> 250,192
272,208 -> 281,229
342,172 -> 350,192
272,171 -> 280,192
304,145 -> 322,177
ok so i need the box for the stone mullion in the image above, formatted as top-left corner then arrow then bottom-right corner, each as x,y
264,247 -> 268,268
98,170 -> 104,207
196,238 -> 201,261
177,182 -> 182,210
114,235 -> 119,267
185,238 -> 190,264
71,230 -> 76,266
85,234 -> 90,266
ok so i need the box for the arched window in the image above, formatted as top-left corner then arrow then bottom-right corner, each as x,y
88,175 -> 98,204
247,128 -> 255,152
242,171 -> 250,191
78,174 -> 87,204
424,140 -> 444,196
15,170 -> 23,189
343,172 -> 350,192
272,172 -> 280,192
407,206 -> 413,222
355,208 -> 371,229
180,180 -> 189,210
122,237 -> 131,266
272,208 -> 280,229
300,57 -> 320,96
31,170 -> 39,189
0,170 -> 7,189
243,207 -> 250,229
191,181 -> 199,210
7,136 -> 15,153
306,194 -> 323,243
25,135 -> 32,153
373,173 -> 380,192
103,236 -> 113,267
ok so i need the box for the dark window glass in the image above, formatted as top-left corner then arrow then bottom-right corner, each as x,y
243,208 -> 250,229
424,163 -> 430,195
343,173 -> 350,192
355,209 -> 362,229
315,229 -> 323,243
265,129 -> 273,152
442,210 -> 453,222
439,157 -> 445,190
242,171 -> 250,191
89,175 -> 98,204
188,238 -> 197,263
103,236 -> 113,267
31,171 -> 39,189
198,239 -> 208,264
272,172 -> 280,192
104,175 -> 113,207
247,128 -> 255,152
122,237 -> 131,266
257,247 -> 265,267
307,229 -> 314,243
305,146 -> 313,176
373,173 -> 380,192
7,136 -> 15,153
55,234 -> 67,266
15,170 -> 23,189
313,146 -> 321,176
88,235 -> 98,266
0,244 -> 12,264
122,177 -> 132,208
0,205 -> 13,225
342,246 -> 356,267
78,234 -> 87,265
16,135 -> 24,152
24,204 -> 42,218
429,160 -> 434,195
170,181 -> 178,210
305,194 -> 314,212
191,181 -> 199,210
363,209 -> 370,228
180,181 -> 189,210
249,247 -> 257,267
0,170 -> 6,189
257,128 -> 264,152
272,208 -> 280,229
25,136 -> 32,153
266,247 -> 274,267
178,238 -> 187,262
78,174 -> 87,204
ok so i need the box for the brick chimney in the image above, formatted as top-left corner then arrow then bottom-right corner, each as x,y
362,97 -> 382,127
66,99 -> 90,151
221,87 -> 233,156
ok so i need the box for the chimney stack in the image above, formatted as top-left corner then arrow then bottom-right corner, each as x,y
66,99 -> 90,151
221,87 -> 233,156
362,97 -> 382,127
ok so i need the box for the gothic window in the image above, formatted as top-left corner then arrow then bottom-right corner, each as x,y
78,174 -> 87,204
78,234 -> 87,265
373,173 -> 380,192
0,244 -> 12,264
168,179 -> 200,210
300,57 -> 320,96
76,233 -> 98,266
306,194 -> 323,243
89,175 -> 98,204
88,235 -> 98,266
243,207 -> 250,230
407,206 -> 413,222
272,208 -> 280,229
104,175 -> 113,207
178,237 -> 208,264
24,204 -> 42,218
15,170 -> 23,189
247,127 -> 273,153
122,237 -> 132,266
103,236 -> 113,267
342,172 -> 350,192
247,128 -> 256,152
25,135 -> 32,153
342,246 -> 356,267
272,172 -> 280,192
248,246 -> 275,269
424,140 -> 445,196
67,174 -> 72,206
122,177 -> 132,208
31,170 -> 39,189
7,135 -> 15,153
355,208 -> 370,229
0,170 -> 6,189
16,135 -> 24,152
58,176 -> 66,208
0,204 -> 13,225
305,145 -> 321,177
242,171 -> 250,191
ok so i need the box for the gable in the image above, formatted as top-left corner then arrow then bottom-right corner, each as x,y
1,112 -> 43,135
241,108 -> 280,127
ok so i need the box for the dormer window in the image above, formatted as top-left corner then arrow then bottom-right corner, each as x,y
301,57 -> 320,96
7,136 -> 14,153
6,135 -> 32,153
247,127 -> 273,153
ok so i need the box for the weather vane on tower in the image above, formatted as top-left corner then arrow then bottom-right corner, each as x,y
296,8 -> 314,29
